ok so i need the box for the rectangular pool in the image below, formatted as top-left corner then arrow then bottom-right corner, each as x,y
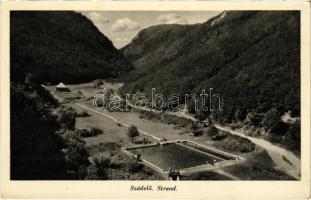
128,143 -> 224,170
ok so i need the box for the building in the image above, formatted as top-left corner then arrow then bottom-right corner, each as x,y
55,82 -> 70,92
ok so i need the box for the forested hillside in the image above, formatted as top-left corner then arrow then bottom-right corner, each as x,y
11,80 -> 90,179
120,11 -> 300,152
10,11 -> 134,179
11,11 -> 133,83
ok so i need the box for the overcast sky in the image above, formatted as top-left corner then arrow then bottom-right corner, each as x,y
80,11 -> 221,48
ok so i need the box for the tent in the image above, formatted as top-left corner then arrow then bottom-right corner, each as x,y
55,82 -> 70,92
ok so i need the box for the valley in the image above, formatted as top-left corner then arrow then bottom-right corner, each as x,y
43,81 -> 299,180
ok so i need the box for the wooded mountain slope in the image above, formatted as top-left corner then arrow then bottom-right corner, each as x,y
121,11 -> 300,151
11,11 -> 133,83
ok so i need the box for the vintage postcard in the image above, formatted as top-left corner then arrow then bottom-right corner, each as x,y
0,1 -> 310,199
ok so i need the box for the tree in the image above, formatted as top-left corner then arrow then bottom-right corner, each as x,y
93,79 -> 103,88
24,73 -> 35,88
89,127 -> 103,136
194,109 -> 211,125
60,130 -> 90,179
56,107 -> 77,130
283,120 -> 300,151
261,108 -> 280,130
206,125 -> 219,137
11,84 -> 66,180
189,121 -> 199,132
128,125 -> 139,138
270,121 -> 289,136
186,98 -> 197,114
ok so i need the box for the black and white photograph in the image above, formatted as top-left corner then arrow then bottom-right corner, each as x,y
1,1 -> 310,198
8,8 -> 303,182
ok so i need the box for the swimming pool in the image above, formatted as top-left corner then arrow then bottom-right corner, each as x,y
128,142 -> 226,170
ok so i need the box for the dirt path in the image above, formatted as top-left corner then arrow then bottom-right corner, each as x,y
214,125 -> 301,179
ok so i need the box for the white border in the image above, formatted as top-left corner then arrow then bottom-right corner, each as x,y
0,1 -> 310,199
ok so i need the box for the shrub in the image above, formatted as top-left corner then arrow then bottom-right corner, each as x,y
211,134 -> 228,141
85,164 -> 99,180
218,134 -> 255,153
248,113 -> 264,126
93,79 -> 103,88
60,130 -> 90,179
95,157 -> 112,168
94,157 -> 110,180
128,125 -> 139,138
127,162 -> 144,174
261,108 -> 280,129
189,121 -> 199,131
90,127 -> 103,136
76,129 -> 89,137
162,114 -> 191,127
206,126 -> 219,137
76,110 -> 89,117
191,129 -> 203,136
282,120 -> 300,152
56,107 -> 77,130
94,97 -> 104,108
137,110 -> 192,127
109,156 -> 122,168
77,127 -> 103,137
142,167 -> 155,176
270,121 -> 289,136
194,110 -> 207,122
230,124 -> 240,130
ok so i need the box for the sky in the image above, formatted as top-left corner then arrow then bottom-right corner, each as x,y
80,11 -> 221,48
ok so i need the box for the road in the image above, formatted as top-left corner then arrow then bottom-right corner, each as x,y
215,125 -> 301,179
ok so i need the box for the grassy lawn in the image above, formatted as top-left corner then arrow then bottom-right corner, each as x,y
77,100 -> 187,140
222,148 -> 295,180
72,103 -> 157,147
75,98 -> 257,157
